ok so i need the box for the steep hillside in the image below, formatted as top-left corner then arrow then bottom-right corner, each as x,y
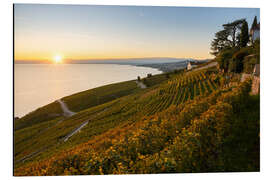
14,65 -> 259,175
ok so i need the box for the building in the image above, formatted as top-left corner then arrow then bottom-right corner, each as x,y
187,61 -> 192,70
250,16 -> 260,42
186,60 -> 198,71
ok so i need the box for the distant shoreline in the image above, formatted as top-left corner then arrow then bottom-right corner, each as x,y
14,63 -> 162,118
15,59 -> 210,73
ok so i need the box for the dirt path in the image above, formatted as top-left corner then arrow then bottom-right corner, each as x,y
63,107 -> 109,142
193,62 -> 218,72
136,80 -> 147,89
57,99 -> 76,117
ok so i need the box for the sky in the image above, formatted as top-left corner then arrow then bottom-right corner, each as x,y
14,4 -> 260,62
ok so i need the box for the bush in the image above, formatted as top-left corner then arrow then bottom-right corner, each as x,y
216,48 -> 238,73
142,79 -> 147,85
252,39 -> 260,60
243,56 -> 258,73
229,47 -> 251,73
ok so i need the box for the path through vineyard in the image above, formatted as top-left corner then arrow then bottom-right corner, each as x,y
193,61 -> 218,72
136,80 -> 147,89
57,99 -> 76,117
63,107 -> 110,142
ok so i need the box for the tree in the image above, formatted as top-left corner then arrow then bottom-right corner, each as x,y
222,19 -> 245,47
211,19 -> 245,56
211,29 -> 232,56
239,20 -> 249,47
229,48 -> 250,73
216,47 -> 238,73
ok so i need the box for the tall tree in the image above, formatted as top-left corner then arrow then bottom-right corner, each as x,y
239,20 -> 249,47
210,29 -> 231,56
210,18 -> 245,56
222,19 -> 245,47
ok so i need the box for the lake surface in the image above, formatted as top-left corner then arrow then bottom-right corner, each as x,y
15,64 -> 162,117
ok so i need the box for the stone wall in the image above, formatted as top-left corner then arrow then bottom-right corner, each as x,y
251,76 -> 260,95
241,73 -> 260,95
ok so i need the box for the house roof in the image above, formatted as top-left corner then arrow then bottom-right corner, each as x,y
251,22 -> 260,31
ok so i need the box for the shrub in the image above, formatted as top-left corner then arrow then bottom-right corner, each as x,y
216,48 -> 238,73
243,56 -> 258,73
229,47 -> 251,73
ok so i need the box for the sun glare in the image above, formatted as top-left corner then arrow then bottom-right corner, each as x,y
53,55 -> 62,63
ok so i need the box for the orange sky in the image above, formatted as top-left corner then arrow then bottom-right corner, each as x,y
14,4 -> 259,62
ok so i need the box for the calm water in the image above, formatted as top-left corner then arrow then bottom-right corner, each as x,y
15,64 -> 162,117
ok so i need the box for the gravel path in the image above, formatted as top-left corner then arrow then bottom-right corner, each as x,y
63,107 -> 109,142
57,99 -> 76,117
63,121 -> 89,142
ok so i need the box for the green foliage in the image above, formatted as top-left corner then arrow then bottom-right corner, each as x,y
212,17 -> 259,74
211,19 -> 245,56
14,101 -> 63,131
243,56 -> 258,73
253,39 -> 260,60
229,47 -> 251,73
216,48 -> 238,73
211,29 -> 232,56
222,19 -> 245,47
141,73 -> 170,87
216,43 -> 257,74
62,81 -> 140,112
239,20 -> 249,47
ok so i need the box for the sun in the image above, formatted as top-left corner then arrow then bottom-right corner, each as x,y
53,55 -> 62,63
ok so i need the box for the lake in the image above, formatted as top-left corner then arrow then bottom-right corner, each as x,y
14,64 -> 162,117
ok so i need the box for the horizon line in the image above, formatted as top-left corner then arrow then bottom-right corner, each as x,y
15,57 -> 212,62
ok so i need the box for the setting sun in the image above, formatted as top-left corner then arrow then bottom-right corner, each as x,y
53,55 -> 62,63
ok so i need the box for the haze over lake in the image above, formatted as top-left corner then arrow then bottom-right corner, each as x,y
15,64 -> 162,117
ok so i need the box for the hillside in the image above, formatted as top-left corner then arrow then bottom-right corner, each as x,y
14,63 -> 259,175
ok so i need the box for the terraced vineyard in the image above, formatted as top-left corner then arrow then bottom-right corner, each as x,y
14,66 -> 259,175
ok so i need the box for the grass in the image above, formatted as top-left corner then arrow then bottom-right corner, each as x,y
221,94 -> 260,171
62,80 -> 140,112
14,101 -> 63,131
